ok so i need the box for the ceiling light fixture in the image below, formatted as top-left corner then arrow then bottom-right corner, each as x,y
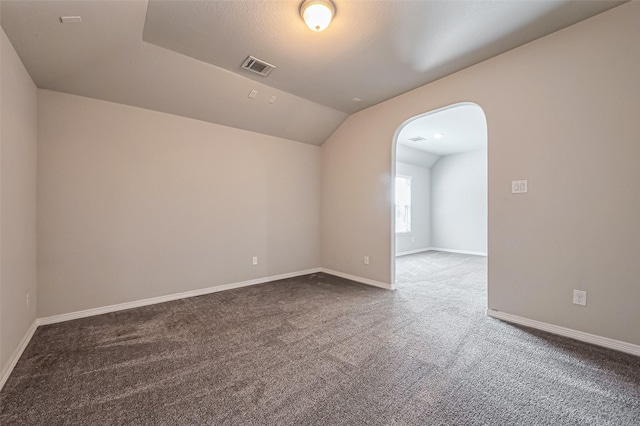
433,133 -> 444,139
300,0 -> 336,32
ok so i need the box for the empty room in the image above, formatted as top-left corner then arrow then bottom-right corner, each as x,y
1,1 -> 639,424
393,103 -> 488,298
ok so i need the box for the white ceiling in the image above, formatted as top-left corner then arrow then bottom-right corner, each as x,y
396,145 -> 441,169
142,0 -> 624,114
0,0 -> 625,146
398,103 -> 487,156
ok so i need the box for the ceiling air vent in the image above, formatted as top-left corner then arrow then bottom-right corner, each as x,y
241,56 -> 276,77
408,136 -> 426,142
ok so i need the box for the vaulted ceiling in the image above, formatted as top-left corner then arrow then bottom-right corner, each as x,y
398,103 -> 487,156
0,0 -> 625,145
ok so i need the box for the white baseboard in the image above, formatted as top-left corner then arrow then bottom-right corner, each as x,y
319,268 -> 392,290
38,268 -> 322,326
486,309 -> 640,357
395,247 -> 487,257
3,267 -> 381,391
395,248 -> 431,257
427,247 -> 487,256
0,320 -> 38,391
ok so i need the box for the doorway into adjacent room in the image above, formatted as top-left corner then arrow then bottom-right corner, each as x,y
391,103 -> 488,298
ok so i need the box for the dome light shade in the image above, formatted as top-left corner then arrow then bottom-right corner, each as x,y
300,0 -> 336,32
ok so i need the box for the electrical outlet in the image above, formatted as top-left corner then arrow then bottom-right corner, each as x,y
252,256 -> 258,266
573,289 -> 587,306
364,256 -> 370,265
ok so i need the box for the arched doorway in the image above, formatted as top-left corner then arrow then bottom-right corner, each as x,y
390,102 -> 487,288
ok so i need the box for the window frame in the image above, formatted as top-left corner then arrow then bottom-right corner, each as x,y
394,174 -> 413,235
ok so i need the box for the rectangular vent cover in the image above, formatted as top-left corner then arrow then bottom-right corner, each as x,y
408,136 -> 426,142
241,56 -> 276,76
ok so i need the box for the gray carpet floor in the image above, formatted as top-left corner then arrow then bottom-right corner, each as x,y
1,251 -> 639,425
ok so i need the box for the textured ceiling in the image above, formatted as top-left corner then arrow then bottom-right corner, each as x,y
0,0 -> 626,146
398,103 -> 487,157
142,0 -> 625,114
0,0 -> 347,145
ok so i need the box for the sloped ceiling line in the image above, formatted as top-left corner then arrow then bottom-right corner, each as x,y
0,0 -> 625,145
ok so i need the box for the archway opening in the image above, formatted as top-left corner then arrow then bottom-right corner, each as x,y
390,103 -> 487,295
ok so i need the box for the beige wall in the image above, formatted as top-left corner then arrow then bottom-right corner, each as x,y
38,90 -> 320,317
0,28 -> 38,377
2,1 -> 637,360
431,150 -> 487,254
321,3 -> 640,345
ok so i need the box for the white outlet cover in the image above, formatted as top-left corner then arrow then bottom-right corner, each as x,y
573,289 -> 587,306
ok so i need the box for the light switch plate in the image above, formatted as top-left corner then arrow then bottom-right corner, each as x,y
512,180 -> 528,194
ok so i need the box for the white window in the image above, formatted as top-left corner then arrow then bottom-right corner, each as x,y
395,176 -> 412,234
